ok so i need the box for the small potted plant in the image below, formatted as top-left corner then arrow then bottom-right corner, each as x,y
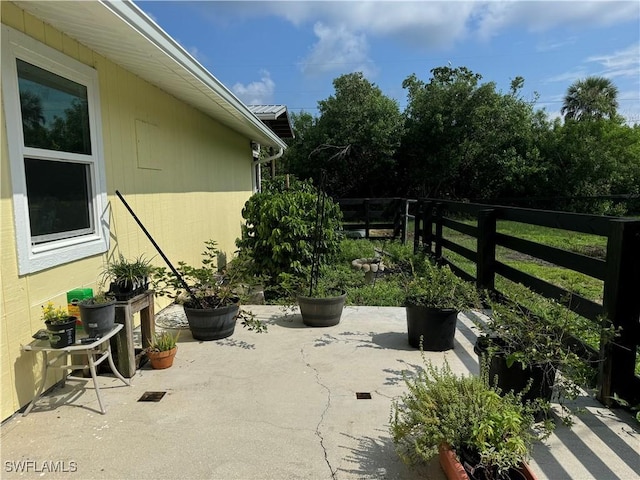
152,240 -> 266,341
41,302 -> 77,348
78,292 -> 116,337
102,254 -> 154,301
145,330 -> 179,369
403,258 -> 480,350
391,359 -> 549,480
473,284 -> 597,423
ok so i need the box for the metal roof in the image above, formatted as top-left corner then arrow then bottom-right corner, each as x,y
248,105 -> 295,139
11,0 -> 287,150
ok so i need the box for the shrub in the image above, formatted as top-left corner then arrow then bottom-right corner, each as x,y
391,360 -> 549,477
236,176 -> 343,287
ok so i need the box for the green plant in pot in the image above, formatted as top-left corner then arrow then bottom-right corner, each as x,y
102,254 -> 154,301
473,284 -> 598,424
404,257 -> 480,351
152,240 -> 266,341
78,292 -> 116,337
280,264 -> 348,327
391,359 -> 549,480
41,302 -> 77,348
145,330 -> 179,369
236,175 -> 342,296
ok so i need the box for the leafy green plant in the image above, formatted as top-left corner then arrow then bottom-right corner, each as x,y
41,302 -> 73,325
146,330 -> 179,353
404,257 -> 480,310
236,176 -> 343,289
101,253 -> 154,289
476,283 -> 609,423
79,292 -> 115,306
391,359 -> 549,478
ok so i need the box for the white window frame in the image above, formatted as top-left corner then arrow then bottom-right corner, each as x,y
2,25 -> 109,275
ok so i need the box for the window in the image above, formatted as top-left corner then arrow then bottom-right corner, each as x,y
2,26 -> 109,274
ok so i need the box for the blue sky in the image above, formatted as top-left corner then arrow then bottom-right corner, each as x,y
135,1 -> 640,124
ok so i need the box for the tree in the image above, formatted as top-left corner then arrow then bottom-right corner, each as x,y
285,72 -> 404,197
399,66 -> 547,200
561,76 -> 619,121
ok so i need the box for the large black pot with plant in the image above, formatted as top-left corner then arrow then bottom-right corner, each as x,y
183,296 -> 240,341
79,293 -> 116,336
403,259 -> 480,351
472,284 -> 595,423
152,240 -> 266,340
474,336 -> 555,404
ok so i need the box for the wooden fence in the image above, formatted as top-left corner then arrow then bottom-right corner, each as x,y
413,198 -> 640,406
337,198 -> 412,243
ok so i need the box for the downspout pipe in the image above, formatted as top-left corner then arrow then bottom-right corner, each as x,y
254,147 -> 284,165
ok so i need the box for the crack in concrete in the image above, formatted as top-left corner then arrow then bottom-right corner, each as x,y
301,346 -> 337,480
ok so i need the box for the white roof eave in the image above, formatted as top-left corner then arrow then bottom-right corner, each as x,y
11,0 -> 287,150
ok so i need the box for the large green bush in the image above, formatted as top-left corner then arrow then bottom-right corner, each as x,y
236,176 -> 343,287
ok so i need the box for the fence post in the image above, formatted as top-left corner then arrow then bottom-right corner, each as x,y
424,201 -> 434,255
413,200 -> 423,253
599,219 -> 640,405
392,198 -> 402,240
402,199 -> 409,245
364,199 -> 370,239
434,202 -> 443,259
477,209 -> 497,292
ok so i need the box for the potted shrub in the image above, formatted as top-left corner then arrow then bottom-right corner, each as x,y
102,254 -> 154,301
152,240 -> 266,341
78,292 -> 116,337
236,176 -> 342,297
282,265 -> 347,327
403,258 -> 480,350
41,302 -> 77,348
473,284 -> 596,423
390,359 -> 549,480
145,330 -> 179,369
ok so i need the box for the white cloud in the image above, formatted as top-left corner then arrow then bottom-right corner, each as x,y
300,22 -> 376,76
232,70 -> 275,105
474,1 -> 639,38
587,43 -> 640,79
208,1 -> 638,49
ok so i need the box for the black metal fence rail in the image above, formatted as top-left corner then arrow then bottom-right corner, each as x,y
413,198 -> 640,406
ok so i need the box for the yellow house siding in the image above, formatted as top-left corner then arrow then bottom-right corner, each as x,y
1,4 -> 255,420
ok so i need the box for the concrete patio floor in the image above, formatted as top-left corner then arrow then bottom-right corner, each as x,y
1,306 -> 638,479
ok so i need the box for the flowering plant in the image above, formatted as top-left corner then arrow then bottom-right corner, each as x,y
41,302 -> 73,325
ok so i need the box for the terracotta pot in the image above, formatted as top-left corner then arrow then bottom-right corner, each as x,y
147,347 -> 177,369
438,444 -> 538,480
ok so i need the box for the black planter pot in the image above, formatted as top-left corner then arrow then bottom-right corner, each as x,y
183,301 -> 239,341
108,281 -> 149,301
406,306 -> 458,351
45,318 -> 77,348
459,445 -> 528,480
79,300 -> 116,337
474,336 -> 555,404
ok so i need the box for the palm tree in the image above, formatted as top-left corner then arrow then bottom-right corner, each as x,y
561,76 -> 619,121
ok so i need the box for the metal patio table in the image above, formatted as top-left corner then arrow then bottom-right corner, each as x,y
21,323 -> 130,416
